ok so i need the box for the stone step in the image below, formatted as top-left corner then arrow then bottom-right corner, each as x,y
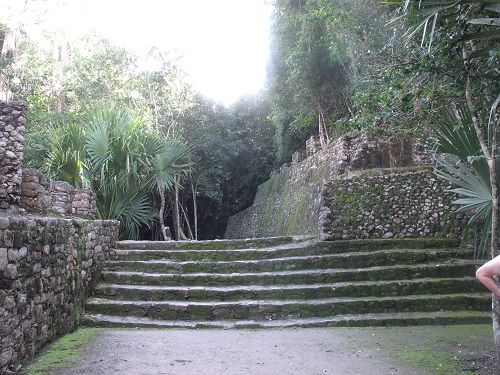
84,238 -> 487,329
115,237 -> 460,251
110,243 -> 331,262
83,310 -> 492,329
101,261 -> 478,287
94,277 -> 483,302
85,293 -> 489,322
111,239 -> 461,262
116,236 -> 311,251
105,248 -> 469,274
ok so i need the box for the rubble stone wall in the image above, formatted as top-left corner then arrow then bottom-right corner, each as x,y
20,169 -> 96,219
0,101 -> 119,374
225,134 -> 461,240
0,101 -> 27,211
0,216 -> 119,374
321,167 -> 466,240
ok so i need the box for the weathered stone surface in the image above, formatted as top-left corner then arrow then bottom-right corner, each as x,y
0,101 -> 27,212
225,134 -> 463,241
0,217 -> 119,374
0,101 -> 120,374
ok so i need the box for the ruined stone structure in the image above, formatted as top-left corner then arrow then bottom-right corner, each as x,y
21,169 -> 97,219
0,101 -> 119,374
225,134 -> 464,240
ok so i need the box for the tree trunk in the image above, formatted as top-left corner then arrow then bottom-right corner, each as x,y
317,102 -> 330,147
465,73 -> 500,364
173,175 -> 188,241
158,186 -> 168,241
173,176 -> 182,240
180,203 -> 194,240
190,176 -> 198,241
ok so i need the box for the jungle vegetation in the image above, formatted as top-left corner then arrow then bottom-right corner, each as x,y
0,0 -> 498,242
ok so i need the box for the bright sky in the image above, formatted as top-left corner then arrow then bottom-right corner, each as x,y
1,0 -> 273,105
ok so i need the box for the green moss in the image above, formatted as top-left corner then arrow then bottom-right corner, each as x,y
21,328 -> 101,375
367,324 -> 495,375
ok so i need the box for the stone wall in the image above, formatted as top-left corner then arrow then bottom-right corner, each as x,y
0,101 -> 119,374
0,101 -> 27,211
321,167 -> 466,240
0,216 -> 119,374
225,134 -> 459,240
20,169 -> 96,219
0,101 -> 97,219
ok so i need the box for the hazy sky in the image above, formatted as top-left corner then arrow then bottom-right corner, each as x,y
1,0 -> 273,104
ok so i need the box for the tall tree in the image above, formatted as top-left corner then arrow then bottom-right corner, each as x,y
268,0 -> 391,162
394,0 -> 500,360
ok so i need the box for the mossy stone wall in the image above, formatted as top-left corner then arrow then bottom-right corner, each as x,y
225,136 -> 464,240
0,215 -> 119,374
225,143 -> 344,239
322,168 -> 466,240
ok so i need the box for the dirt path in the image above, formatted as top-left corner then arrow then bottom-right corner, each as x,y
24,325 -> 497,375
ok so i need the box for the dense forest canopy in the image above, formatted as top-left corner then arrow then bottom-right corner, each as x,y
0,0 -> 498,240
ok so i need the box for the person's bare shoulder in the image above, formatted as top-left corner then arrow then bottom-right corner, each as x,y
478,255 -> 500,276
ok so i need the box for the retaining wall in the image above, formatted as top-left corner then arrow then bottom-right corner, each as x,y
0,101 -> 119,374
0,216 -> 119,374
225,134 -> 463,240
321,167 -> 466,240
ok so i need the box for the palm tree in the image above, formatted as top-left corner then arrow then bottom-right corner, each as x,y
43,123 -> 88,188
85,106 -> 192,239
431,104 -> 499,259
146,140 -> 192,241
44,105 -> 192,239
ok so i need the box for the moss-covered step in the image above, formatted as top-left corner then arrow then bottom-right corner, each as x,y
84,293 -> 489,321
116,237 -> 459,260
83,310 -> 492,329
87,238 -> 487,329
93,277 -> 483,302
100,261 -> 479,287
104,248 -> 472,274
116,236 -> 311,251
111,238 -> 463,262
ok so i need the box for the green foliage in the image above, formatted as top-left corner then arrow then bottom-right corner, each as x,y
41,105 -> 191,239
268,0 -> 356,162
178,93 -> 276,238
43,123 -> 87,188
432,106 -> 499,258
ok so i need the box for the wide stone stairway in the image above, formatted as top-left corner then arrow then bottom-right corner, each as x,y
83,236 -> 491,329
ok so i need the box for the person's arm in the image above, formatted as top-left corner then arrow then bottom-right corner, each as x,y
476,255 -> 500,296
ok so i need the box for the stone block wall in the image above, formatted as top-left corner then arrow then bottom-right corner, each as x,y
21,169 -> 96,219
0,101 -> 119,374
0,101 -> 27,211
0,216 -> 119,374
225,134 -> 458,240
321,167 -> 466,240
0,101 -> 96,219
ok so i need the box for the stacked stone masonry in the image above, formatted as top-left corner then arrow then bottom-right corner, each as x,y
0,216 -> 119,374
0,101 -> 27,211
321,168 -> 466,241
225,134 -> 464,240
21,169 -> 97,219
0,101 -> 119,374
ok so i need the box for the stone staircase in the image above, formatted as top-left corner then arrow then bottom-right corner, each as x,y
82,237 -> 491,329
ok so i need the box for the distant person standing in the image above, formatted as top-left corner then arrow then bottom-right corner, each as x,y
476,256 -> 500,296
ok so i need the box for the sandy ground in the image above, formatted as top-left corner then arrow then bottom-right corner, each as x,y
21,324 -> 497,375
45,329 -> 430,375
